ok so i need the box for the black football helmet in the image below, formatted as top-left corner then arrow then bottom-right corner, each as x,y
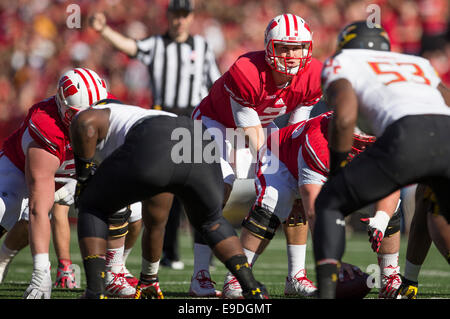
337,21 -> 391,51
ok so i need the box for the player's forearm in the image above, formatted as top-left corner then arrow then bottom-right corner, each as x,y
326,79 -> 357,153
438,82 -> 450,107
51,204 -> 71,260
299,184 -> 322,233
29,206 -> 52,255
70,117 -> 99,160
27,188 -> 54,255
242,125 -> 265,156
100,25 -> 138,57
25,144 -> 59,256
243,125 -> 265,151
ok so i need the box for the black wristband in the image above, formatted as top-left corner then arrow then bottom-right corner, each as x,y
74,155 -> 95,183
329,148 -> 350,176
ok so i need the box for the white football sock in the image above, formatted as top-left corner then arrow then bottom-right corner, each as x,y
141,257 -> 160,276
287,244 -> 307,278
33,253 -> 50,271
106,246 -> 125,273
378,252 -> 400,277
243,248 -> 259,267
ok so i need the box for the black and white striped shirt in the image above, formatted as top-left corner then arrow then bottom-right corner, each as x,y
135,33 -> 221,113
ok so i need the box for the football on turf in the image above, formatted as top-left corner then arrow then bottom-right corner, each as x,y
335,265 -> 372,299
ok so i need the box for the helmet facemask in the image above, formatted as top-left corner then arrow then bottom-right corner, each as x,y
266,40 -> 312,76
56,88 -> 83,127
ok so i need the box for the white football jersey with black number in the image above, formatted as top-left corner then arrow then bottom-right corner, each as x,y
92,103 -> 176,162
321,49 -> 450,136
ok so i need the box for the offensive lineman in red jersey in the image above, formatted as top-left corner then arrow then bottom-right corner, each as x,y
223,111 -> 403,298
0,68 -> 109,298
188,14 -> 323,296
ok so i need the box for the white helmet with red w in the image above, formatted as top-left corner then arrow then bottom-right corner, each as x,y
56,68 -> 108,126
264,14 -> 313,76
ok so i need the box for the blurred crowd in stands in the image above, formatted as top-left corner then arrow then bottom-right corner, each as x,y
1,0 -> 449,146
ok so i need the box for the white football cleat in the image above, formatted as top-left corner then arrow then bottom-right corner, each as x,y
120,265 -> 139,287
189,269 -> 221,297
104,271 -> 136,298
284,269 -> 317,297
23,265 -> 52,299
222,272 -> 244,299
169,260 -> 185,270
379,271 -> 402,299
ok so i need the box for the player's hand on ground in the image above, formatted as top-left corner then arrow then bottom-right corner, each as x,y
339,262 -> 363,282
23,267 -> 52,299
89,12 -> 107,32
360,211 -> 390,253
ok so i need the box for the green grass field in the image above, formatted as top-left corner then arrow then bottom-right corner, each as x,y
0,225 -> 448,299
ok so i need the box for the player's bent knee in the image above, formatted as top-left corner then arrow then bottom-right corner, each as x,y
107,206 -> 132,238
241,205 -> 281,240
108,222 -> 129,238
77,208 -> 109,240
108,206 -> 132,225
200,217 -> 237,247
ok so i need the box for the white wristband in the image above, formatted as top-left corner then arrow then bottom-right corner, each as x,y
373,210 -> 390,233
33,253 -> 50,271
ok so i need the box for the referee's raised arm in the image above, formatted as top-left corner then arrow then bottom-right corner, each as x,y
89,12 -> 138,57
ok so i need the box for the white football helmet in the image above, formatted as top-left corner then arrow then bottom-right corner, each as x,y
264,14 -> 313,76
56,68 -> 108,126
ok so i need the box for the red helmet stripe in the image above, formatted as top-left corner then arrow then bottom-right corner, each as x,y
293,15 -> 299,36
304,22 -> 311,33
75,69 -> 93,106
268,20 -> 278,31
284,14 -> 290,36
83,68 -> 100,102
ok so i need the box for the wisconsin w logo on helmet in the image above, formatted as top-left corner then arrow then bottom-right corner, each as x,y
56,68 -> 108,126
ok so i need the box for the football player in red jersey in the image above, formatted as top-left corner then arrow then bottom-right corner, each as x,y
187,13 -> 324,297
222,111 -> 403,298
0,68 -> 110,298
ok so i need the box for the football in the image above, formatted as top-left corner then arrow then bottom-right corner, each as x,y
336,265 -> 372,299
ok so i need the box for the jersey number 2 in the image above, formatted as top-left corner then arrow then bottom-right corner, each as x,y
368,61 -> 431,86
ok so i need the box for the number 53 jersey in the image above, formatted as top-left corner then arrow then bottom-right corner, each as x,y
321,49 -> 450,137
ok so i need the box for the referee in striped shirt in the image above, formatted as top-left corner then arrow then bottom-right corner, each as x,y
90,0 -> 221,116
90,0 -> 221,272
